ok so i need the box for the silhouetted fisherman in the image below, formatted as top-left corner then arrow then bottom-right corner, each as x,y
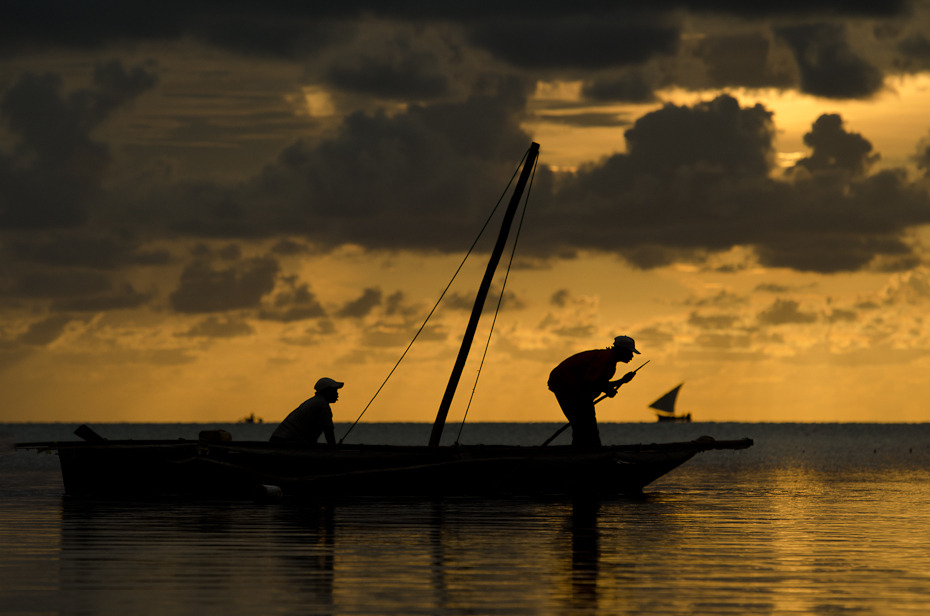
270,377 -> 343,445
547,336 -> 640,447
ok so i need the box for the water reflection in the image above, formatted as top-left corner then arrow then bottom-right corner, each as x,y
49,472 -> 930,616
567,499 -> 600,613
59,499 -> 339,614
56,497 -> 619,615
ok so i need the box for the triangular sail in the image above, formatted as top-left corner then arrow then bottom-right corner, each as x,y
649,383 -> 683,414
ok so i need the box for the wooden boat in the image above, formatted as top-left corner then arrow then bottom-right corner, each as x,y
15,143 -> 751,500
16,433 -> 751,499
651,383 -> 692,423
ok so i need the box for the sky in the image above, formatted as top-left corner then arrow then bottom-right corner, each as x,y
4,1 -> 930,431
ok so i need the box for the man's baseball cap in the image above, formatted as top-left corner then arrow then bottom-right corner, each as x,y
613,335 -> 640,354
314,377 -> 344,391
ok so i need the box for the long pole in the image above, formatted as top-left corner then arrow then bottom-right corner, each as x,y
428,143 -> 539,447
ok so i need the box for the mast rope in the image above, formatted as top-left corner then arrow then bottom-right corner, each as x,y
454,155 -> 538,445
340,149 -> 530,443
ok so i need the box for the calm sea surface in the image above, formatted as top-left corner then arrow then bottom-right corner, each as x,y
2,422 -> 930,615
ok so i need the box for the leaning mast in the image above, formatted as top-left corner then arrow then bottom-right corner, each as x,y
428,142 -> 539,447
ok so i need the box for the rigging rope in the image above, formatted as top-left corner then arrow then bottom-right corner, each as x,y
340,149 -> 530,443
454,155 -> 539,445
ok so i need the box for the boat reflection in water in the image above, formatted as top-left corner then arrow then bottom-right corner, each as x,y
56,496 -> 622,614
567,499 -> 601,613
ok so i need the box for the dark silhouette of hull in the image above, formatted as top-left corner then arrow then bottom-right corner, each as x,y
656,413 -> 692,423
17,437 -> 751,499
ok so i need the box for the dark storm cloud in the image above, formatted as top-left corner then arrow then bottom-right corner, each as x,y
258,276 -> 326,322
338,288 -> 382,318
0,2 -> 342,58
15,315 -> 73,346
543,95 -> 930,273
826,308 -> 858,323
8,233 -> 171,270
325,48 -> 450,100
775,24 -> 885,99
465,17 -> 680,70
582,71 -> 659,104
2,2 -> 930,295
537,112 -> 632,128
0,1 -> 917,92
682,290 -> 746,308
444,287 -> 526,312
912,135 -> 930,177
688,311 -> 741,330
3,269 -> 113,299
179,316 -> 255,338
757,298 -> 819,325
50,283 -> 151,312
232,86 -> 540,250
621,95 -> 774,177
105,88 -> 930,275
169,256 -> 280,313
550,289 -> 571,308
692,33 -> 795,90
0,61 -> 157,229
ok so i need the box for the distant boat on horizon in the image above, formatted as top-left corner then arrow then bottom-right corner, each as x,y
650,383 -> 692,423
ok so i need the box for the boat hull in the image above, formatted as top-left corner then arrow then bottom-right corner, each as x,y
656,413 -> 692,423
21,438 -> 752,500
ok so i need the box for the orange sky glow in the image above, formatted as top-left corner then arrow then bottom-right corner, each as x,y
4,3 -> 930,429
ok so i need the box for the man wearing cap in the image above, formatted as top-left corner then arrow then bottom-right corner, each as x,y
547,336 -> 641,447
270,377 -> 343,445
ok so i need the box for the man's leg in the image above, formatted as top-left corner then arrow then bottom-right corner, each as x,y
570,404 -> 601,447
553,390 -> 601,447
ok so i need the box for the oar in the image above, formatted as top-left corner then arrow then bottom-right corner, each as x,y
541,360 -> 650,446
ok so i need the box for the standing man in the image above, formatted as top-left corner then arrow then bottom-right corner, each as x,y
270,377 -> 343,445
547,336 -> 641,447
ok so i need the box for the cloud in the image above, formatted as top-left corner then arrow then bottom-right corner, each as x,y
15,315 -> 73,346
688,311 -> 741,330
169,256 -> 280,313
7,232 -> 171,270
445,286 -> 526,312
50,283 -> 151,312
582,70 -> 659,104
324,28 -> 452,100
879,267 -> 930,304
691,32 -> 795,90
338,288 -> 383,318
223,86 -> 540,249
2,268 -> 114,299
775,23 -> 884,99
179,316 -> 255,338
258,275 -> 326,322
0,61 -> 157,230
757,298 -> 819,325
550,289 -> 571,308
466,16 -> 679,70
541,95 -> 930,273
791,114 -> 879,176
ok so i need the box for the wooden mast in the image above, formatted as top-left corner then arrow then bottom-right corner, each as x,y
428,142 -> 540,447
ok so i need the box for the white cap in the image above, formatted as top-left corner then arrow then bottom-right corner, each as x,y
613,335 -> 640,354
314,377 -> 344,391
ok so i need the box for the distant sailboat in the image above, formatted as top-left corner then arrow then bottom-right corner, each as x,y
650,383 -> 692,423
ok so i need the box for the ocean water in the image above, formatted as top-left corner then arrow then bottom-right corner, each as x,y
2,422 -> 930,615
